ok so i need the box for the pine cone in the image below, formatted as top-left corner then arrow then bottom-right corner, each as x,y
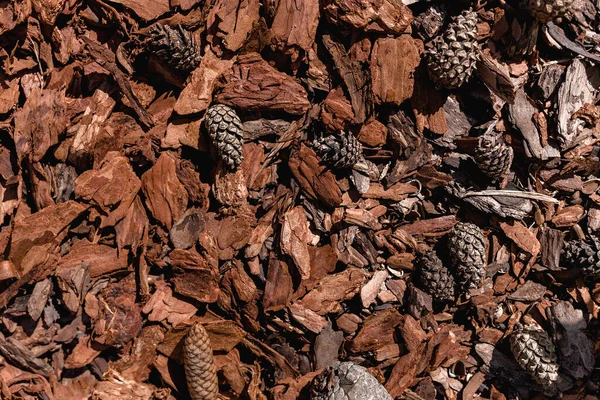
313,131 -> 363,169
562,237 -> 600,280
205,104 -> 244,171
510,323 -> 559,389
147,24 -> 201,74
184,322 -> 218,400
474,132 -> 513,181
311,361 -> 392,400
525,0 -> 573,23
448,222 -> 487,291
425,10 -> 479,89
417,249 -> 455,303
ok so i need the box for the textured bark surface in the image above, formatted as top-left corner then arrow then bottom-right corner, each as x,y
1,0 -> 600,399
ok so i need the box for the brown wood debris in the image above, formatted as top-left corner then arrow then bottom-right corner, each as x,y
0,0 -> 599,399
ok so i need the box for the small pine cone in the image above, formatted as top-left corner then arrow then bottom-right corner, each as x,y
425,10 -> 479,89
417,250 -> 455,303
474,132 -> 513,181
448,222 -> 487,290
562,238 -> 600,280
510,323 -> 559,389
205,104 -> 244,171
313,131 -> 363,169
147,24 -> 201,74
311,361 -> 392,400
525,0 -> 574,23
184,322 -> 218,400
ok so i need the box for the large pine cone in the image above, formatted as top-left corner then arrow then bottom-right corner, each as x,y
147,24 -> 201,74
205,104 -> 244,171
525,0 -> 574,23
562,237 -> 600,280
425,10 -> 479,89
311,361 -> 392,400
313,131 -> 363,169
510,323 -> 559,389
184,322 -> 218,400
448,222 -> 487,291
474,132 -> 513,181
417,249 -> 455,303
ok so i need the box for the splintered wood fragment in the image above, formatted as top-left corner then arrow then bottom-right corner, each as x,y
82,37 -> 153,128
547,301 -> 594,379
476,50 -> 525,104
349,308 -> 403,353
322,34 -> 370,123
0,333 -> 54,377
288,143 -> 342,208
539,228 -> 563,270
556,59 -> 600,150
398,215 -> 456,236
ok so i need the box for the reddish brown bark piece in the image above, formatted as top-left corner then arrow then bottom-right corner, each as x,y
13,87 -> 68,162
288,143 -> 342,208
215,53 -> 310,115
0,77 -> 20,114
371,36 -> 423,105
348,308 -> 403,352
174,49 -> 235,115
170,248 -> 220,303
322,35 -> 371,123
323,0 -> 412,34
9,200 -> 86,275
141,153 -> 188,229
207,0 -> 260,53
321,87 -> 354,131
551,205 -> 585,227
142,281 -> 197,326
106,0 -> 169,20
281,206 -> 318,280
111,325 -> 164,382
357,120 -> 387,147
75,152 -> 141,228
500,221 -> 540,256
263,258 -> 293,311
399,215 -> 456,236
92,274 -> 143,348
269,0 -> 320,56
301,268 -> 366,315
57,241 -> 129,278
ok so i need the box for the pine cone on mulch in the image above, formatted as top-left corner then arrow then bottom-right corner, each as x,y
425,9 -> 479,89
417,249 -> 455,303
562,237 -> 600,280
147,24 -> 201,74
311,361 -> 392,400
474,131 -> 513,181
184,322 -> 219,400
510,323 -> 560,390
525,0 -> 574,23
448,222 -> 487,291
205,104 -> 245,171
313,131 -> 363,169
